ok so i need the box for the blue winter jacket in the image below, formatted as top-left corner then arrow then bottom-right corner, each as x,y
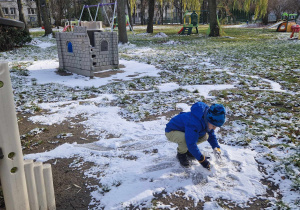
165,102 -> 220,160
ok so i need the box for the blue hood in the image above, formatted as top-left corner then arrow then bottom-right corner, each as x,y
190,102 -> 208,121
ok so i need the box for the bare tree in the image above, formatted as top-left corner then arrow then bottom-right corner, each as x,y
173,0 -> 183,24
267,0 -> 300,22
117,0 -> 128,43
147,0 -> 155,33
283,0 -> 300,13
158,2 -> 164,25
40,0 -> 52,36
140,0 -> 146,25
49,0 -> 70,26
17,0 -> 29,31
35,0 -> 42,27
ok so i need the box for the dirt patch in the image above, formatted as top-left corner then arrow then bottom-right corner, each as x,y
94,70 -> 124,78
126,74 -> 140,77
46,158 -> 98,209
151,191 -> 206,209
18,113 -> 98,155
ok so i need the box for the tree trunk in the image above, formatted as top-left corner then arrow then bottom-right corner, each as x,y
133,5 -> 136,24
141,0 -> 145,25
126,0 -> 133,30
73,0 -> 77,18
40,0 -> 52,36
147,0 -> 155,33
35,0 -> 42,27
208,0 -> 219,37
262,6 -> 270,25
56,1 -> 62,26
17,0 -> 29,32
160,4 -> 163,25
262,14 -> 268,25
0,4 -> 4,18
180,0 -> 183,24
117,0 -> 128,43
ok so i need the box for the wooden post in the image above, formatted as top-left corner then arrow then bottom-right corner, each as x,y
0,62 -> 30,210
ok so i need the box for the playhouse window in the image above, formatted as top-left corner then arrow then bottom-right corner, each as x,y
101,40 -> 108,51
67,42 -> 73,53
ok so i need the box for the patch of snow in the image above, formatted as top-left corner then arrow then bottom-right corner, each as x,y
27,59 -> 161,88
183,84 -> 236,98
154,32 -> 168,38
157,83 -> 180,92
163,40 -> 181,45
157,83 -> 235,98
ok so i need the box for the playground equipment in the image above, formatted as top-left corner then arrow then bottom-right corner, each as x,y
0,63 -> 56,210
79,2 -> 117,32
63,20 -> 79,32
56,2 -> 120,77
113,15 -> 129,28
276,13 -> 298,32
178,11 -> 199,35
112,15 -> 134,34
290,24 -> 300,39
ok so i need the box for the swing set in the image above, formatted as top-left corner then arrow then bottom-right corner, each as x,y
67,1 -> 134,34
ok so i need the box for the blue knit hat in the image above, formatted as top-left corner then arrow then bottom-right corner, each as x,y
207,104 -> 226,127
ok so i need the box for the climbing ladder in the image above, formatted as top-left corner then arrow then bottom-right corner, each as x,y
178,26 -> 198,35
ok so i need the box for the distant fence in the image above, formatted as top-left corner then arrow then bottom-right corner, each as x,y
0,62 -> 56,210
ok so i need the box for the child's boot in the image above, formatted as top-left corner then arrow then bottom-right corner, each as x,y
186,150 -> 196,160
177,152 -> 190,167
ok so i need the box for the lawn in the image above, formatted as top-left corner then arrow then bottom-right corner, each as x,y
0,24 -> 299,209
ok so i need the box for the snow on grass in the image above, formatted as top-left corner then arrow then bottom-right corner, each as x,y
29,39 -> 57,49
26,103 -> 265,209
26,59 -> 161,88
1,27 -> 299,208
158,82 -> 235,98
154,32 -> 168,38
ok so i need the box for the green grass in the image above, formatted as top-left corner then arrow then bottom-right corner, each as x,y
30,31 -> 45,37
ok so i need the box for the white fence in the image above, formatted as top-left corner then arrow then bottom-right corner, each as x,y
0,62 -> 56,210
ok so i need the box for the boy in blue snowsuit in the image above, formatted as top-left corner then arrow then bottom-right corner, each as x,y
165,102 -> 226,169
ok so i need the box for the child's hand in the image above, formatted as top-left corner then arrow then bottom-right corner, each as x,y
199,156 -> 211,171
214,147 -> 222,160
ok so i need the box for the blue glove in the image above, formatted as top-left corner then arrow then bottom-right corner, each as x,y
199,155 -> 211,171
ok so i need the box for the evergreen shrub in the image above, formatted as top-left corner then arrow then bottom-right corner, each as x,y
0,26 -> 32,51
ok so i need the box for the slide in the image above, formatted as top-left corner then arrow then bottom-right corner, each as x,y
178,27 -> 184,34
63,25 -> 73,32
265,21 -> 284,29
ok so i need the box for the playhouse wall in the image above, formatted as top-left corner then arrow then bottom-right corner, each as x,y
56,28 -> 93,77
91,31 -> 119,71
56,27 -> 119,77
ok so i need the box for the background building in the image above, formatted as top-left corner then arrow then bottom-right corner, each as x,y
0,0 -> 38,26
